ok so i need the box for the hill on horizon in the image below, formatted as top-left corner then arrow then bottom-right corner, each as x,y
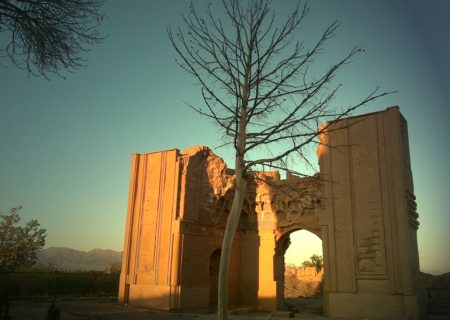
37,247 -> 122,271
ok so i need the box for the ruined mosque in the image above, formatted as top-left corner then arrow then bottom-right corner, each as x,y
118,107 -> 425,319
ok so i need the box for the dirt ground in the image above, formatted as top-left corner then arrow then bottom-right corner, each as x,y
7,298 -> 208,320
6,297 -> 327,320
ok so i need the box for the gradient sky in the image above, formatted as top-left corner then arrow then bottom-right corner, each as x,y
0,0 -> 449,275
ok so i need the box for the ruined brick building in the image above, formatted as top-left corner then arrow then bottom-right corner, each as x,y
118,107 -> 425,319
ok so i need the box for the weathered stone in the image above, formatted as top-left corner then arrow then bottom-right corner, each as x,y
118,107 -> 424,319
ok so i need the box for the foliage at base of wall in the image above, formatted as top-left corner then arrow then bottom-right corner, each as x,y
0,271 -> 119,298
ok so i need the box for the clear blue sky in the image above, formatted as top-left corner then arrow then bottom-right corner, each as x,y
0,0 -> 448,275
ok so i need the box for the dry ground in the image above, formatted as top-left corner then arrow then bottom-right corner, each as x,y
7,298 -> 327,320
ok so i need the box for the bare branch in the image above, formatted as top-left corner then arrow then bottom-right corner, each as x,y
0,0 -> 105,78
168,3 -> 394,317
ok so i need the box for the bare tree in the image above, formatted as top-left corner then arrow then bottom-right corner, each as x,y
0,0 -> 104,77
168,1 -> 392,318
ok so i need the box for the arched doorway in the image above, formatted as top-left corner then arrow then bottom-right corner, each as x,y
275,228 -> 323,314
209,249 -> 221,309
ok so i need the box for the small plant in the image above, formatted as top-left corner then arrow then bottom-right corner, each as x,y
46,301 -> 60,320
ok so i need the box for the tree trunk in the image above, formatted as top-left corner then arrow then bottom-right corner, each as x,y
217,56 -> 250,320
217,164 -> 247,320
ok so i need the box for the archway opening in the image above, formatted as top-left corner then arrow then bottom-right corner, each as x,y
209,249 -> 221,309
282,229 -> 323,314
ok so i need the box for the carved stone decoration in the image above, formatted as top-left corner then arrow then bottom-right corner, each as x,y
407,191 -> 419,230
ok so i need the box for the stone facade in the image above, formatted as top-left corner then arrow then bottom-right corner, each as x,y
118,107 -> 425,319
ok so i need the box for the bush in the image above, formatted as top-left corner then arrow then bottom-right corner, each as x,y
0,271 -> 119,299
284,266 -> 323,298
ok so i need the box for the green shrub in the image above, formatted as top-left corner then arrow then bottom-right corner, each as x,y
0,271 -> 119,299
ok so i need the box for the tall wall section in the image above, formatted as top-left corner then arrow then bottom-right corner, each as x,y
318,106 -> 424,319
118,149 -> 182,309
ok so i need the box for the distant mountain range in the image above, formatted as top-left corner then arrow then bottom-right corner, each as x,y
37,247 -> 122,271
